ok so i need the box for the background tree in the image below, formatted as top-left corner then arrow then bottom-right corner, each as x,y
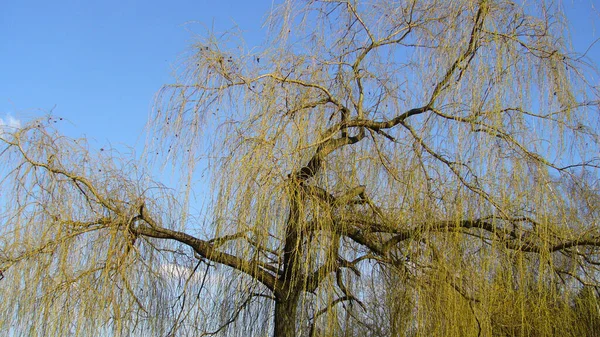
1,0 -> 599,336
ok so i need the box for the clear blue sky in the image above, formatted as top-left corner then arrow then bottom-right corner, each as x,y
0,0 -> 275,151
0,0 -> 598,152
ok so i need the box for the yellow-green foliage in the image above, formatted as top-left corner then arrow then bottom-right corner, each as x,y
1,1 -> 599,336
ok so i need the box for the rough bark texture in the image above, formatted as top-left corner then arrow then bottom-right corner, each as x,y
273,295 -> 299,337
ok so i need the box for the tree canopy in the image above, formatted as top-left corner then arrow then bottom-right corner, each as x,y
1,1 -> 599,336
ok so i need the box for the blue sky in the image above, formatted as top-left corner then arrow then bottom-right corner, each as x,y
0,0 -> 598,153
0,0 -> 275,151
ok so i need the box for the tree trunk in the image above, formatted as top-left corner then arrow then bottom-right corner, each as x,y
273,295 -> 299,337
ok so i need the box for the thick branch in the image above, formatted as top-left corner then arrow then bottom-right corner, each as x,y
329,215 -> 600,257
292,133 -> 365,182
134,216 -> 279,295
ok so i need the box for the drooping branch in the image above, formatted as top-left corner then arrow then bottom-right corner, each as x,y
133,216 -> 280,295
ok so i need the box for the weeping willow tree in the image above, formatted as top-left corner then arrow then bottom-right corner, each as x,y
1,0 -> 599,336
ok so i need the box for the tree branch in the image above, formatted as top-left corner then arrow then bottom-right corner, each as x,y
134,214 -> 279,294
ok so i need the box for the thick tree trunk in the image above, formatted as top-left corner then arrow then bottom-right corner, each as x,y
273,295 -> 299,337
273,182 -> 303,337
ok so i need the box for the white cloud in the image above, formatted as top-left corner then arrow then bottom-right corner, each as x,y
0,114 -> 21,134
159,262 -> 229,285
159,262 -> 205,282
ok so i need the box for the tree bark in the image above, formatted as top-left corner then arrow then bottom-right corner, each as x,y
273,183 -> 302,337
273,294 -> 299,337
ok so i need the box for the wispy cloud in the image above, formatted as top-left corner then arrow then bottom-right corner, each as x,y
0,114 -> 21,134
160,262 -> 205,282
